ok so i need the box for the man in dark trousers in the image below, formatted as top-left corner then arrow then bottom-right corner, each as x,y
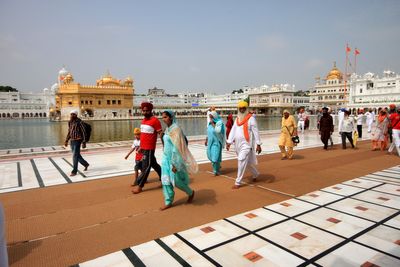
132,102 -> 162,194
64,110 -> 89,176
319,107 -> 334,150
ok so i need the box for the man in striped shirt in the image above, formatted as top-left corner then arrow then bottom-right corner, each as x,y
64,110 -> 89,176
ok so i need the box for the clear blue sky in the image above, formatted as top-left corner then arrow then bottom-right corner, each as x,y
1,0 -> 399,94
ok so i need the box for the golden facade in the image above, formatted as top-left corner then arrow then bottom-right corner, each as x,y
55,71 -> 134,120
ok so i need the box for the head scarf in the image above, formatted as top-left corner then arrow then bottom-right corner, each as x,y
209,111 -> 221,123
238,100 -> 249,108
70,110 -> 78,115
141,102 -> 153,110
283,109 -> 290,115
389,104 -> 396,110
378,110 -> 388,123
133,128 -> 141,135
163,109 -> 176,124
162,110 -> 198,175
227,114 -> 233,121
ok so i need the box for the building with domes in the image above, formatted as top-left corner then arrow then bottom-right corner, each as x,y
55,68 -> 134,120
309,62 -> 348,112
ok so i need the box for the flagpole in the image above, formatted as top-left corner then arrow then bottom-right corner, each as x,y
344,44 -> 349,106
354,48 -> 359,74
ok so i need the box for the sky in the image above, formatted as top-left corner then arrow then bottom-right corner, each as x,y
1,0 -> 399,94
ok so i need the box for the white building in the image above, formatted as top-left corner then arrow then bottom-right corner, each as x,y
0,89 -> 55,119
348,70 -> 400,110
309,62 -> 348,112
249,84 -> 309,115
132,84 -> 310,116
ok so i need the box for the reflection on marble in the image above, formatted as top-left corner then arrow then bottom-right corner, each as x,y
257,220 -> 343,259
265,199 -> 318,217
384,214 -> 400,230
296,190 -> 344,206
372,183 -> 400,196
227,208 -> 287,231
365,174 -> 400,184
356,225 -> 400,258
327,198 -> 398,222
296,207 -> 374,238
342,178 -> 383,189
161,235 -> 214,267
351,190 -> 400,210
321,184 -> 365,196
317,242 -> 400,267
206,234 -> 304,266
131,240 -> 180,266
178,219 -> 247,251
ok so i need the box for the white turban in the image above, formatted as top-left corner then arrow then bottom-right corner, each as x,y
70,110 -> 78,115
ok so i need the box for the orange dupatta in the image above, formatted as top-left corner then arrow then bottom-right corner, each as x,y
236,114 -> 253,142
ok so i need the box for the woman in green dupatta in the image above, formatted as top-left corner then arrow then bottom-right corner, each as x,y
160,110 -> 198,210
205,111 -> 225,175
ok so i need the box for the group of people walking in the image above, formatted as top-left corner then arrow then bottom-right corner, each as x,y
317,105 -> 400,155
124,101 -> 264,209
64,102 -> 400,210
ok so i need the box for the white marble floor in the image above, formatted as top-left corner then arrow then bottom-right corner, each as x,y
0,130 -> 374,194
77,165 -> 400,267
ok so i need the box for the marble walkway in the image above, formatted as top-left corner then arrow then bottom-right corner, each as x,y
0,130 -> 373,194
76,165 -> 400,267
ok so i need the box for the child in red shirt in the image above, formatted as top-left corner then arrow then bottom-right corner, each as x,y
125,128 -> 143,186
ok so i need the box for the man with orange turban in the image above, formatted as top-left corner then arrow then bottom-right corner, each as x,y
226,100 -> 262,189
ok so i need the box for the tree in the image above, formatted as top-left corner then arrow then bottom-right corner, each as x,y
0,86 -> 18,92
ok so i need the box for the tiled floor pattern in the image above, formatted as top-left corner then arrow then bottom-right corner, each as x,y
75,166 -> 400,267
0,131 -> 375,194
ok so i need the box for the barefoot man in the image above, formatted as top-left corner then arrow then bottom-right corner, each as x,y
226,101 -> 262,189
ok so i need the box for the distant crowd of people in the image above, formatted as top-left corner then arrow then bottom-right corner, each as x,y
314,105 -> 400,154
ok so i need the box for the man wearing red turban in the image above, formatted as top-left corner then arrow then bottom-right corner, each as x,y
132,102 -> 162,194
141,102 -> 154,110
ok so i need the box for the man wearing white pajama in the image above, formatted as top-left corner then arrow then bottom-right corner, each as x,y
226,101 -> 262,189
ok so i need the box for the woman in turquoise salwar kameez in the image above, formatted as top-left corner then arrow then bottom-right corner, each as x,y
205,111 -> 225,176
160,110 -> 198,210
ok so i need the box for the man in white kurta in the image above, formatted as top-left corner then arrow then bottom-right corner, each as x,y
338,108 -> 345,135
365,109 -> 375,133
297,109 -> 307,134
226,101 -> 262,189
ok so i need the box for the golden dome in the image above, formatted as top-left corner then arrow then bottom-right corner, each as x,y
96,71 -> 121,86
326,62 -> 343,80
64,73 -> 74,84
